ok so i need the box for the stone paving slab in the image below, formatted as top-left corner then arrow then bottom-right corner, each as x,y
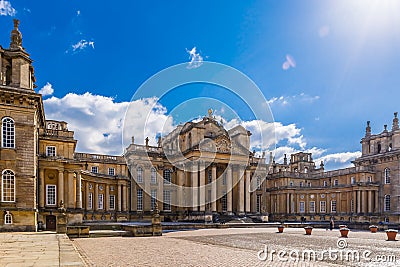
73,228 -> 400,267
0,232 -> 85,267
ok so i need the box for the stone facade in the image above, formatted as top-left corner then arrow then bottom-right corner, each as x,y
1,20 -> 400,231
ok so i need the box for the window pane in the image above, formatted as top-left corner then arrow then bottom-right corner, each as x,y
2,170 -> 15,202
2,118 -> 15,148
46,185 -> 56,205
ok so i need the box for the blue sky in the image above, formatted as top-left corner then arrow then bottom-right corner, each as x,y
1,0 -> 400,169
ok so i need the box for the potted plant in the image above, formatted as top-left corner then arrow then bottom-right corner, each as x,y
339,224 -> 347,229
339,227 -> 349,238
277,224 -> 285,233
304,226 -> 313,235
385,229 -> 398,241
369,225 -> 378,233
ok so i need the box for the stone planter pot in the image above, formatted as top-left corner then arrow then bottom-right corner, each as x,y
369,225 -> 378,233
385,229 -> 398,241
304,226 -> 313,235
339,225 -> 347,229
340,228 -> 349,238
277,225 -> 285,233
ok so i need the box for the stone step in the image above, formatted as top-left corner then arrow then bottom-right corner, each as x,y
88,230 -> 132,238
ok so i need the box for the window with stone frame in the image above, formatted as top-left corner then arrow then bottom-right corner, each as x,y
109,195 -> 115,210
46,146 -> 56,157
299,201 -> 305,213
137,167 -> 143,183
4,212 -> 12,224
151,167 -> 157,184
46,184 -> 56,206
151,189 -> 157,210
2,117 -> 15,148
331,200 -> 337,213
384,195 -> 391,211
88,192 -> 93,210
163,190 -> 171,211
207,169 -> 212,184
334,179 -> 339,186
256,194 -> 262,213
309,201 -> 315,213
320,201 -> 326,213
108,168 -> 115,176
98,194 -> 104,210
2,170 -> 15,202
384,168 -> 390,184
91,166 -> 98,174
163,169 -> 172,184
137,189 -> 143,211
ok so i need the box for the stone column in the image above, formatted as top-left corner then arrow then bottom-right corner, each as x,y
117,184 -> 122,212
67,172 -> 74,208
238,168 -> 245,214
286,193 -> 290,214
177,169 -> 184,209
357,190 -> 361,213
105,184 -> 110,211
158,170 -> 164,212
39,169 -> 45,208
122,185 -> 127,211
58,171 -> 64,206
199,162 -> 206,211
94,184 -> 99,211
76,172 -> 82,209
192,164 -> 198,211
125,185 -> 129,211
368,190 -> 373,213
245,170 -> 251,213
226,166 -> 233,213
362,190 -> 367,213
212,165 -> 217,212
374,191 -> 379,213
352,190 -> 357,213
86,182 -> 90,210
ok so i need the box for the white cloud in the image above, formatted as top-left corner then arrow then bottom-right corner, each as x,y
267,93 -> 320,106
43,93 -> 174,155
282,54 -> 296,70
0,0 -> 16,16
186,47 -> 204,69
319,25 -> 330,38
77,10 -> 81,16
66,39 -> 95,54
38,82 -> 54,96
314,151 -> 362,168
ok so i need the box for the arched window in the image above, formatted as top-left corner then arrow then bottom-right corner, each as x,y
384,195 -> 391,211
163,169 -> 171,184
2,117 -> 15,148
2,170 -> 15,202
384,168 -> 390,184
151,167 -> 157,184
304,167 -> 308,174
4,212 -> 12,224
136,167 -> 143,183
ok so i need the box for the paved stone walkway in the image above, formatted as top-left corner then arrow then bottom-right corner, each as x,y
0,232 -> 85,266
73,228 -> 400,267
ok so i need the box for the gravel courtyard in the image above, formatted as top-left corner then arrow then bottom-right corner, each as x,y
73,228 -> 400,267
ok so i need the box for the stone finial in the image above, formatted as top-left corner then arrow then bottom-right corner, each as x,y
392,112 -> 399,131
320,161 -> 325,170
365,121 -> 371,136
131,136 -> 135,144
269,152 -> 273,164
283,154 -> 288,165
145,137 -> 149,147
208,108 -> 213,118
384,124 -> 388,132
157,136 -> 162,147
10,19 -> 23,50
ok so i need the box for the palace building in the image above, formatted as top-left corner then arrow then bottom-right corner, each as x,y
0,20 -> 399,231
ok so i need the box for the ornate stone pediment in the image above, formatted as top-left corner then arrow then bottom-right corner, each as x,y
215,136 -> 231,153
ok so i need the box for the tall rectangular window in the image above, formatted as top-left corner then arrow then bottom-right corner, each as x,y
46,184 -> 56,205
151,189 -> 157,210
2,117 -> 15,148
137,189 -> 143,211
88,192 -> 93,210
351,199 -> 354,213
331,200 -> 337,213
46,146 -> 56,157
91,166 -> 98,173
98,194 -> 104,209
320,201 -> 326,213
384,195 -> 391,211
299,201 -> 305,213
351,177 -> 355,184
108,168 -> 115,176
163,170 -> 171,184
334,179 -> 339,186
323,181 -> 327,187
109,195 -> 115,210
151,168 -> 157,184
137,167 -> 143,183
222,192 -> 227,212
309,201 -> 315,213
256,194 -> 262,213
163,190 -> 171,211
222,173 -> 227,185
207,169 -> 212,184
2,170 -> 15,202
